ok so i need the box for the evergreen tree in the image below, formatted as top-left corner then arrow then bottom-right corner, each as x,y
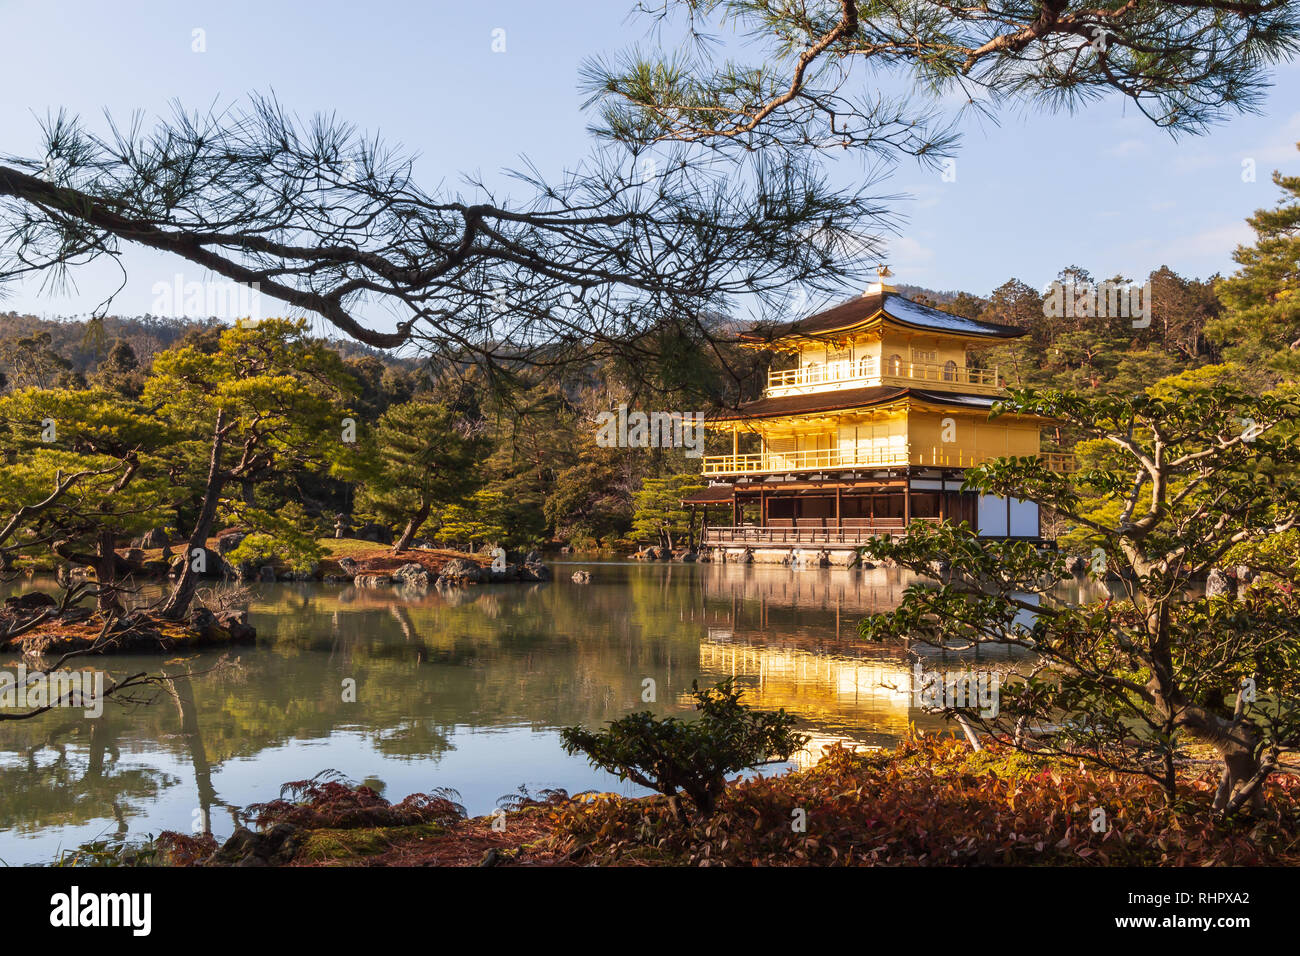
355,400 -> 489,553
1209,146 -> 1300,377
631,474 -> 707,550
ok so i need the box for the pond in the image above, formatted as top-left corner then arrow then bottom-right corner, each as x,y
0,558 -> 1094,865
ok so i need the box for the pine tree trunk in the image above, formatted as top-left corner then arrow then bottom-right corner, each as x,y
160,412 -> 226,622
393,499 -> 431,553
95,529 -> 122,615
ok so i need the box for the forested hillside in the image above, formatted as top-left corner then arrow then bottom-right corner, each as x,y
1,155 -> 1294,552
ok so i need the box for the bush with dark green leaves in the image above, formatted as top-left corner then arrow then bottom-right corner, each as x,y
561,679 -> 807,820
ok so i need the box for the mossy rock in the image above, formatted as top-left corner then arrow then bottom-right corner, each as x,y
296,823 -> 447,862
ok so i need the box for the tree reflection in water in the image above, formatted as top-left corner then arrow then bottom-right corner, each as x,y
0,561 -> 1099,863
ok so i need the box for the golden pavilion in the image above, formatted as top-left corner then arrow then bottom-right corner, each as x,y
685,278 -> 1073,561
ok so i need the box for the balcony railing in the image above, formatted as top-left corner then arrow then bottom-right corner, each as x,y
765,358 -> 1002,396
767,358 -> 878,391
703,521 -> 936,547
700,447 -> 1078,477
702,446 -> 909,476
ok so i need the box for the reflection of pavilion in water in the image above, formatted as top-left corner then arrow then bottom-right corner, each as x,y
694,562 -> 916,643
691,564 -> 956,767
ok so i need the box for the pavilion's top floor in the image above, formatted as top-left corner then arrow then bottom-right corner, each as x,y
740,287 -> 1025,399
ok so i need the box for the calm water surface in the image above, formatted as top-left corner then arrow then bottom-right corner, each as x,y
0,558 -> 1088,865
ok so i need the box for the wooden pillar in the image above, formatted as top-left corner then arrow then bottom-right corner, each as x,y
760,489 -> 767,527
835,486 -> 841,531
904,469 -> 912,529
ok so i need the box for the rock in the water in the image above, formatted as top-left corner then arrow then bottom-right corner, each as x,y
436,558 -> 486,586
392,562 -> 431,588
258,566 -> 276,583
571,570 -> 592,584
488,564 -> 522,583
353,573 -> 391,588
520,558 -> 551,582
215,609 -> 256,643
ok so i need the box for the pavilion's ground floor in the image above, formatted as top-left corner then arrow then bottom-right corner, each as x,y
682,467 -> 1043,561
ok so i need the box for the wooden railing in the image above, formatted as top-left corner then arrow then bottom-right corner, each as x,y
700,448 -> 1078,477
1043,452 -> 1079,473
703,520 -> 941,547
766,358 -> 1001,395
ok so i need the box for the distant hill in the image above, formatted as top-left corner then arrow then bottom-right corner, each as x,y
0,312 -> 422,378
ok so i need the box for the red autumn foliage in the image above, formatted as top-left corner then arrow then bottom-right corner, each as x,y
154,831 -> 219,866
243,770 -> 466,830
161,739 -> 1300,866
536,735 -> 1300,866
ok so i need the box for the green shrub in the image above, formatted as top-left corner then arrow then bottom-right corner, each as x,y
561,679 -> 807,820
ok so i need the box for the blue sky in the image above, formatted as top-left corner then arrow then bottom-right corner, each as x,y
1,0 -> 1297,331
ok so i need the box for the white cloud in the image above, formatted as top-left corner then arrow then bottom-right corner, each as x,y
1119,221 -> 1255,265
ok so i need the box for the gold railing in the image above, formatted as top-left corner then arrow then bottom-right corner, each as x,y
700,448 -> 1078,476
702,447 -> 909,476
767,358 -> 878,390
881,360 -> 1000,391
765,359 -> 1001,395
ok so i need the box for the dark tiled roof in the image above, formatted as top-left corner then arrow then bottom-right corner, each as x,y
708,386 -> 999,422
680,485 -> 735,504
740,292 -> 1024,344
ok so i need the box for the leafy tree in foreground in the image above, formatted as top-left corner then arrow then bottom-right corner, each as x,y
860,377 -> 1300,817
562,679 -> 808,821
0,94 -> 882,389
587,0 -> 1299,154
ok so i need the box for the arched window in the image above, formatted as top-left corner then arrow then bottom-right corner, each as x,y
943,359 -> 958,382
887,353 -> 902,376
